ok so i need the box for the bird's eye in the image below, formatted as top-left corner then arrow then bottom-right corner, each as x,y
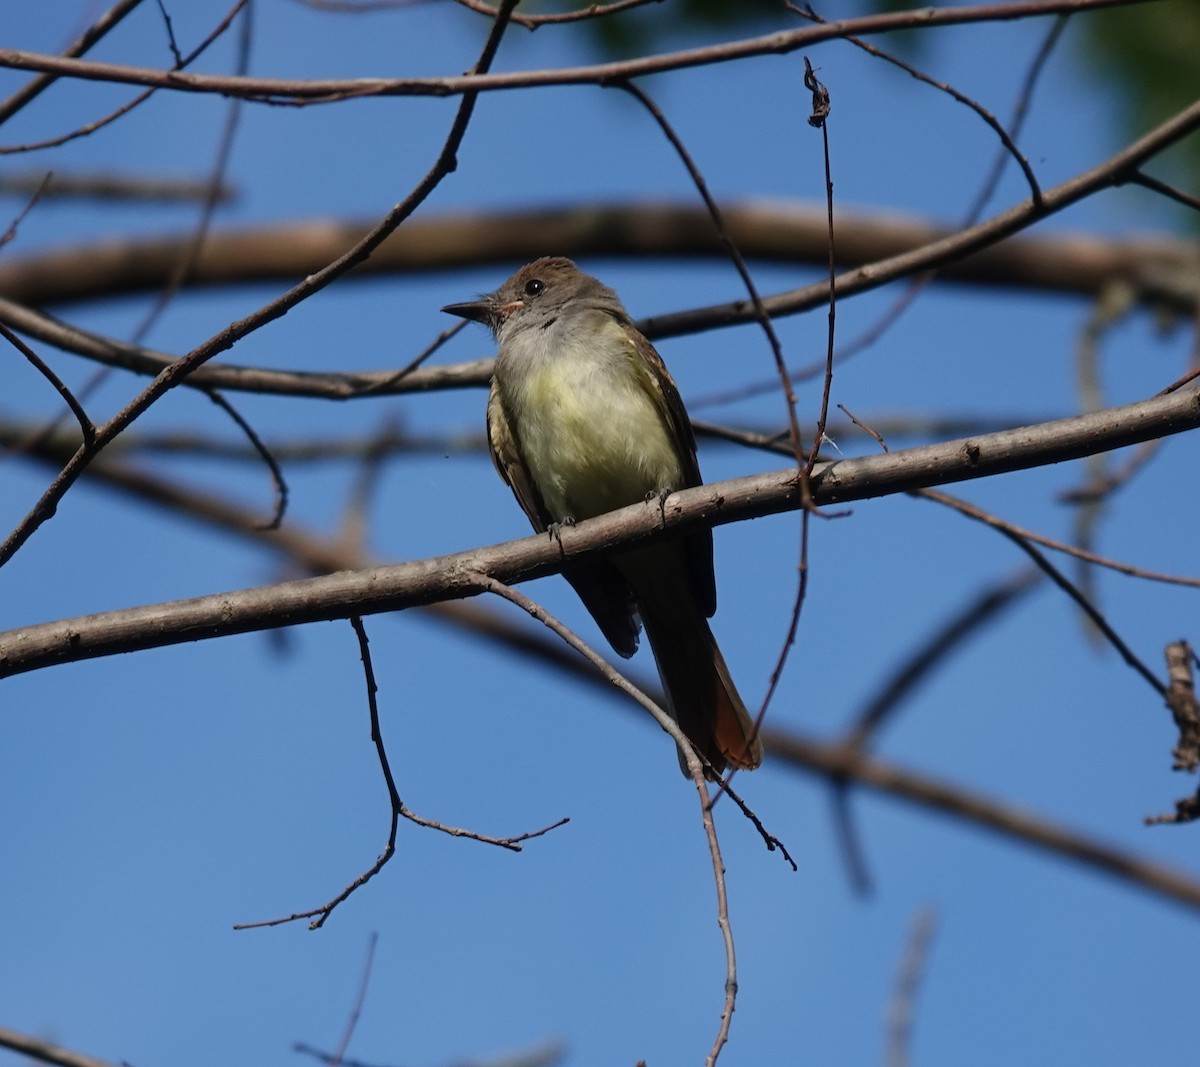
523,278 -> 544,297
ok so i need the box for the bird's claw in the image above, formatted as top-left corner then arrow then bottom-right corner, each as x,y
547,517 -> 576,551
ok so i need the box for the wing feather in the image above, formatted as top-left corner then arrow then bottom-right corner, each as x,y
618,319 -> 718,619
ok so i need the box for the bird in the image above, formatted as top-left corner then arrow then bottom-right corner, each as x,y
443,257 -> 762,777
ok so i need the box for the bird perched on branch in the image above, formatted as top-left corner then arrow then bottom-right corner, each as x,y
444,257 -> 762,777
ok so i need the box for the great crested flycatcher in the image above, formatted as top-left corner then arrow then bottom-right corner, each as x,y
443,257 -> 762,776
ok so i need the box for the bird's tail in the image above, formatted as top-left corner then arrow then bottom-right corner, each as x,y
638,590 -> 763,778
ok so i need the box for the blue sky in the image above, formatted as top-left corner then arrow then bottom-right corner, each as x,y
2,3 -> 1198,1066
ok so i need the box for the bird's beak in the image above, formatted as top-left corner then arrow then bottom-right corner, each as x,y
441,299 -> 493,325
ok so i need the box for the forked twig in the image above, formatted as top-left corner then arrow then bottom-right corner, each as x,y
0,0 -> 522,569
235,615 -> 567,931
0,1 -> 249,155
467,573 -> 739,1066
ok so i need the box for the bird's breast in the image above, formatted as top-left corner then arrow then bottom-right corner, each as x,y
502,343 -> 684,524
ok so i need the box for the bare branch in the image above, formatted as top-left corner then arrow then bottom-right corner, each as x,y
0,1026 -> 120,1067
0,169 -> 235,203
235,610 -> 565,932
8,419 -> 1199,920
0,296 -> 496,397
0,0 -> 147,126
469,575 -> 737,1064
2,202 -> 1194,313
3,384 -> 1197,678
0,1 -> 1154,105
645,97 -> 1200,338
792,4 -> 1044,206
844,567 -> 1043,749
0,0 -> 521,569
0,323 -> 95,445
294,1036 -> 567,1067
329,932 -> 378,1067
455,0 -> 662,29
766,730 -> 1200,914
0,1 -> 249,155
886,908 -> 938,1067
919,487 -> 1200,591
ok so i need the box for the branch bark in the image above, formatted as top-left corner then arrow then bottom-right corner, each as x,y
2,384 -> 1196,678
0,0 -> 1151,104
0,202 -> 1195,310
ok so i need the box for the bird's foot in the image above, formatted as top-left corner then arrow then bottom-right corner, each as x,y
645,487 -> 672,527
547,517 -> 576,552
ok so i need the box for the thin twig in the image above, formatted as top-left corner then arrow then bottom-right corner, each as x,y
0,323 -> 95,445
330,932 -> 378,1067
202,388 -> 288,528
0,1 -> 1154,105
707,775 -> 798,871
967,13 -> 1066,218
613,81 -> 802,462
0,171 -> 52,250
235,610 -> 566,932
468,574 -> 739,1066
455,0 -> 662,29
0,0 -> 147,126
152,0 -> 185,67
836,403 -> 889,452
953,501 -> 1166,695
918,487 -> 1200,590
0,0 -> 521,569
885,908 -> 939,1067
143,11 -> 290,527
234,615 -> 400,931
1122,170 -> 1200,214
802,54 -> 837,482
359,318 -> 470,394
791,5 -> 1043,207
748,6 -> 1060,376
730,55 -> 839,796
131,0 -> 253,345
0,1 -> 248,155
1159,364 -> 1200,396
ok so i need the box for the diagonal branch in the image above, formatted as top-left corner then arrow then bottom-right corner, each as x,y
766,729 -> 1200,914
2,383 -> 1196,678
6,419 -> 1199,919
0,0 -> 520,570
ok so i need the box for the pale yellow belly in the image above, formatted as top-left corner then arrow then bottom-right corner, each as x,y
518,361 -> 684,523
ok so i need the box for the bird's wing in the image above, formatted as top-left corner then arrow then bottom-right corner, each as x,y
487,378 -> 550,534
620,319 -> 717,619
